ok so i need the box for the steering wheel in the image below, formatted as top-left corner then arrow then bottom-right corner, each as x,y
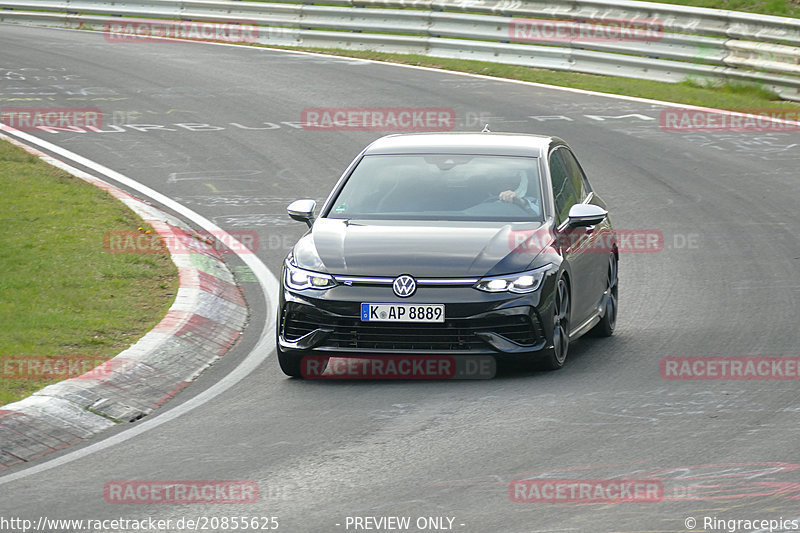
479,194 -> 539,216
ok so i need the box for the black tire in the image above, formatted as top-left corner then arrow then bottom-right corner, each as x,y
277,347 -> 304,378
591,254 -> 618,338
540,276 -> 571,370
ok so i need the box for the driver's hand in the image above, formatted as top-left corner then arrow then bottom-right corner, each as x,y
499,190 -> 519,203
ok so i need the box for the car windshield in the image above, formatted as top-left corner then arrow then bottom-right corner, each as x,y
325,154 -> 543,222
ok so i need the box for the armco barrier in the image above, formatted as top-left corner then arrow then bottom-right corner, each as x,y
0,0 -> 798,98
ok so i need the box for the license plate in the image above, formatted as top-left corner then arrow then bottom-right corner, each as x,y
361,303 -> 444,323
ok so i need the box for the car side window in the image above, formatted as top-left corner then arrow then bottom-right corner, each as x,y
560,148 -> 591,201
549,149 -> 578,225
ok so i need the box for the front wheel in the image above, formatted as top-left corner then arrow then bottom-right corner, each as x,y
540,276 -> 571,370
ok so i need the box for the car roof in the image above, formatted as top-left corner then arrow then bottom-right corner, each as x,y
363,132 -> 560,157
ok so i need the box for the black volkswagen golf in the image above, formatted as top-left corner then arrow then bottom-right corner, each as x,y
277,132 -> 618,377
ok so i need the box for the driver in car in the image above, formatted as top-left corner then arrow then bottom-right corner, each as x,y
496,171 -> 540,215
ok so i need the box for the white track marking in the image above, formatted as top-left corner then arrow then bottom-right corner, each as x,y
0,125 -> 279,485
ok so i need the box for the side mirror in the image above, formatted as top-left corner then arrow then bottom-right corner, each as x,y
287,199 -> 316,228
567,204 -> 607,227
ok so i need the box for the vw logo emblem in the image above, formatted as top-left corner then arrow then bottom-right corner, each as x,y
392,275 -> 416,298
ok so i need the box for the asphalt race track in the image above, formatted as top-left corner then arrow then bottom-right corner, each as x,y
1,24 -> 800,533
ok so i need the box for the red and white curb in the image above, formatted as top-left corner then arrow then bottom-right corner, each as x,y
0,135 -> 249,468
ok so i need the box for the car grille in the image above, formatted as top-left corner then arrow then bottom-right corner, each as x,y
282,307 -> 544,351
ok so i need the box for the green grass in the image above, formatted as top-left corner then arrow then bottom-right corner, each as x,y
247,0 -> 800,16
0,140 -> 178,406
251,46 -> 800,112
247,0 -> 800,17
638,0 -> 800,18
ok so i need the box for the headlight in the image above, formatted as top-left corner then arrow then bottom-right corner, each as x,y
474,264 -> 551,294
284,260 -> 336,290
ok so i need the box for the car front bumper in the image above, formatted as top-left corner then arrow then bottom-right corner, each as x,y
277,280 -> 556,358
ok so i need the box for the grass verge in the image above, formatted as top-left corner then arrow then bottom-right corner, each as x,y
638,0 -> 800,18
254,45 -> 800,112
0,139 -> 178,406
247,0 -> 800,17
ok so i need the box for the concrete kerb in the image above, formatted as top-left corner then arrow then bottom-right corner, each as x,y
0,133 -> 249,468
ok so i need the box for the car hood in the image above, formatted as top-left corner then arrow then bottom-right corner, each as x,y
292,218 -> 551,278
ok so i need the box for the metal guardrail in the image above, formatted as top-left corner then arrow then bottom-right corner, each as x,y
1,0 -> 799,100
